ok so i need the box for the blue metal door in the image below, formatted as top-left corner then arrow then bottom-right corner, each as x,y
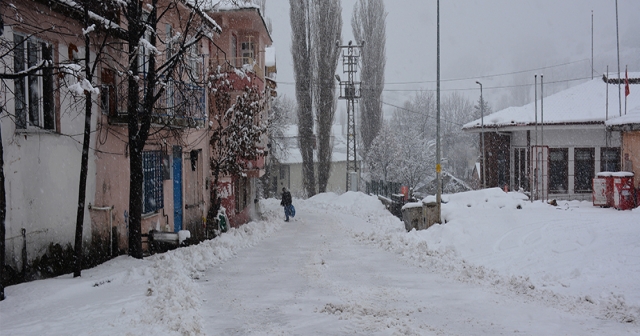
173,146 -> 183,232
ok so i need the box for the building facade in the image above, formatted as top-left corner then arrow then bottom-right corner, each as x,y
1,0 -> 274,273
463,76 -> 639,201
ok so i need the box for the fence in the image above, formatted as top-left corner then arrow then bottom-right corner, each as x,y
366,180 -> 402,198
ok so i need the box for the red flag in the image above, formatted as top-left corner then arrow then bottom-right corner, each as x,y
625,69 -> 630,97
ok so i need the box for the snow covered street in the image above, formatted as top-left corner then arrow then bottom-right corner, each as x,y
1,191 -> 639,335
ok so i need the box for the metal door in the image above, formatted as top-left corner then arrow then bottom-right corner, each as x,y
173,146 -> 183,232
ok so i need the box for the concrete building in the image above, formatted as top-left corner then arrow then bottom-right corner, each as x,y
463,75 -> 640,201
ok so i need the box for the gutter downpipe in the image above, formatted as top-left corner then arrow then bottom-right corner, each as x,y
88,204 -> 114,257
541,75 -> 545,202
534,75 -> 538,202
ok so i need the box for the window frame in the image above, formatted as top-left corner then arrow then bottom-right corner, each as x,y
548,148 -> 568,193
241,41 -> 254,65
143,150 -> 164,214
600,147 -> 621,172
574,147 -> 595,193
231,34 -> 238,67
13,33 -> 56,131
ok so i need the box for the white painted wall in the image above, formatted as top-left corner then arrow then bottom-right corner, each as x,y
509,127 -> 621,201
2,27 -> 97,269
279,161 -> 350,198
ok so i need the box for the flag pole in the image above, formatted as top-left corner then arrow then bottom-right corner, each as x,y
615,0 -> 622,117
625,65 -> 628,115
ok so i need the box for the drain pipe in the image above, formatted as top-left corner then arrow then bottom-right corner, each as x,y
88,204 -> 114,257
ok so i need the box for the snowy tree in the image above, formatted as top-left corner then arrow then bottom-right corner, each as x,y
394,129 -> 435,190
352,0 -> 387,153
261,95 -> 295,198
366,122 -> 400,183
441,92 -> 475,178
206,70 -> 266,229
290,0 -> 316,197
312,0 -> 342,193
266,95 -> 295,162
388,90 -> 480,191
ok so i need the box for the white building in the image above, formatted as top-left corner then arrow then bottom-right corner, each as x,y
270,124 -> 358,197
463,75 -> 640,201
2,12 -> 98,270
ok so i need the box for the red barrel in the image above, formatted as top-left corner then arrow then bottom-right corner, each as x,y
612,173 -> 635,210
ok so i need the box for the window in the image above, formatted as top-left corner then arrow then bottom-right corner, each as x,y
165,24 -> 173,62
138,12 -> 151,76
143,151 -> 164,214
601,147 -> 620,172
279,165 -> 288,179
549,148 -> 568,193
101,68 -> 117,116
241,41 -> 254,65
187,41 -> 202,80
231,35 -> 238,66
574,148 -> 594,193
13,33 -> 55,130
234,176 -> 248,213
513,148 -> 529,191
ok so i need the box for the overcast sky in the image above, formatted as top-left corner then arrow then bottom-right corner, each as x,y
265,0 -> 640,116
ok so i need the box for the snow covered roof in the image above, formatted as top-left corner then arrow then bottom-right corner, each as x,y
463,73 -> 640,131
201,0 -> 260,11
265,46 -> 276,67
606,106 -> 640,127
203,0 -> 272,43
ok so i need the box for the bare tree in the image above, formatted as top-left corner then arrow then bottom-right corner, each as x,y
120,0 -> 218,258
72,0 -> 121,278
289,0 -> 316,197
441,92 -> 474,178
312,0 -> 341,193
352,0 -> 386,153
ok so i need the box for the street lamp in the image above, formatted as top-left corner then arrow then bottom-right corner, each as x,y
476,81 -> 486,189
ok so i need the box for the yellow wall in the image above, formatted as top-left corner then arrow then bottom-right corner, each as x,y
622,131 -> 640,188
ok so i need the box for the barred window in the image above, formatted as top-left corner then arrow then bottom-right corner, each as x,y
143,151 -> 164,214
601,147 -> 620,172
549,148 -> 568,193
574,148 -> 594,193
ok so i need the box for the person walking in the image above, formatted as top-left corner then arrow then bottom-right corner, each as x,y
280,187 -> 294,222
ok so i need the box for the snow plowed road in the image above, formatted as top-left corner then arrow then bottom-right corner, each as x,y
199,200 -> 635,335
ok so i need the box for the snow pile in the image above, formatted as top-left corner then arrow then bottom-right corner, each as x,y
131,205 -> 284,334
0,200 -> 285,336
303,190 -> 640,324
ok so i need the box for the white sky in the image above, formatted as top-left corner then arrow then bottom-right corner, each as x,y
2,191 -> 639,334
265,0 -> 640,116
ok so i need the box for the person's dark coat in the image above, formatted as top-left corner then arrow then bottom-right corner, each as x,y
281,190 -> 292,207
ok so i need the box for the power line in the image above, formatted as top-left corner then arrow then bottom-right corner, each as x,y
276,58 -> 592,87
380,100 -> 465,127
381,76 -> 592,93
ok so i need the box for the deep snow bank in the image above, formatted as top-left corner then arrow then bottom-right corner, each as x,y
302,190 -> 640,324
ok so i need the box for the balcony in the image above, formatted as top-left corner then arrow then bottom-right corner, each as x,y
108,79 -> 206,128
240,150 -> 266,178
209,58 -> 265,91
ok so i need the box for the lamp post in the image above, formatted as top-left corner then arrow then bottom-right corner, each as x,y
476,81 -> 486,189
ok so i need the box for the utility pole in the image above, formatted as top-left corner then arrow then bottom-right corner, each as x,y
615,0 -> 621,117
476,81 -> 485,189
435,0 -> 442,223
336,40 -> 364,192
